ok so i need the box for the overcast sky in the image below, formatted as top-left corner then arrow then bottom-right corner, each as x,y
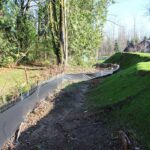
105,0 -> 150,38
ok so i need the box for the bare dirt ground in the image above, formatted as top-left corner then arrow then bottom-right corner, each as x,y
3,80 -> 133,150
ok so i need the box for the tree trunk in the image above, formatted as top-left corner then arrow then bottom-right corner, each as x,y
49,0 -> 62,65
48,0 -> 68,66
60,0 -> 65,64
60,0 -> 69,66
64,0 -> 68,66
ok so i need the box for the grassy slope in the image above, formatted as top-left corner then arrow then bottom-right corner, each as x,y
87,52 -> 150,149
105,52 -> 150,69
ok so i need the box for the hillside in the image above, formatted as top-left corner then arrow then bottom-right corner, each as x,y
87,52 -> 150,149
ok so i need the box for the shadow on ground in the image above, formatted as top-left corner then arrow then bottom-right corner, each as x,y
4,81 -> 122,150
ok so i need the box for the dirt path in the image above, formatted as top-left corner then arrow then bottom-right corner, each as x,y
3,81 -> 122,150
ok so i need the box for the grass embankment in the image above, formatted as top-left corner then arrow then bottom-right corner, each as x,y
87,52 -> 150,149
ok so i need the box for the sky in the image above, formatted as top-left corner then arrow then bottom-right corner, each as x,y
105,0 -> 150,38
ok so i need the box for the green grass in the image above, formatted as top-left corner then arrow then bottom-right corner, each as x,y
87,52 -> 150,149
0,68 -> 42,105
105,52 -> 150,69
111,87 -> 150,149
88,62 -> 150,108
0,69 -> 40,91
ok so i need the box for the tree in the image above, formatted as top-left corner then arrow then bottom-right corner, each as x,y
0,0 -> 37,65
47,0 -> 69,65
48,0 -> 62,65
0,0 -> 114,66
114,40 -> 119,53
67,0 -> 113,65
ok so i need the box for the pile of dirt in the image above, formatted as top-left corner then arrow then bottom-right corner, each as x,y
94,63 -> 118,71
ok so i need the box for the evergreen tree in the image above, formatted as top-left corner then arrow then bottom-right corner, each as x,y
114,40 -> 119,53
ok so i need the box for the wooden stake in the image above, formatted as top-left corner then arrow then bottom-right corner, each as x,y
24,67 -> 29,85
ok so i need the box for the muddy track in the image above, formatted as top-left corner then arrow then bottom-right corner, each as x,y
3,81 -> 122,150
